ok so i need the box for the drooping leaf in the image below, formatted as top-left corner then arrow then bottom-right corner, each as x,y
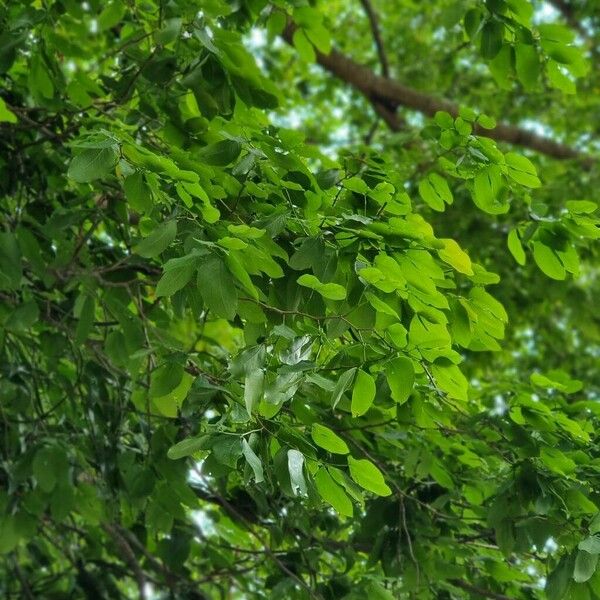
242,439 -> 264,483
574,550 -> 598,583
351,369 -> 376,417
197,255 -> 238,319
331,368 -> 357,409
167,436 -> 211,460
311,423 -> 349,454
314,468 -> 353,516
133,220 -> 177,258
386,357 -> 415,404
347,457 -> 392,497
287,449 -> 307,496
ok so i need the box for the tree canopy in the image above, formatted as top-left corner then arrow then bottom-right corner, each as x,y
1,0 -> 600,598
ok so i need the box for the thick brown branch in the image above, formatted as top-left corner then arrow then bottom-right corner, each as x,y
371,99 -> 404,131
283,23 -> 591,162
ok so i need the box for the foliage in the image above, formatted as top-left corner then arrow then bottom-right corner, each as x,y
1,0 -> 600,598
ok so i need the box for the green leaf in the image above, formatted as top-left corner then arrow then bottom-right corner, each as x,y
242,439 -> 264,483
418,173 -> 453,212
532,242 -> 566,280
504,152 -> 541,188
29,53 -> 54,99
464,8 -> 482,39
150,363 -> 184,398
152,373 -> 194,418
0,514 -> 19,555
566,200 -> 597,214
5,300 -> 39,331
546,555 -> 574,600
99,2 -> 127,31
351,370 -> 376,417
155,252 -> 203,297
133,220 -> 177,258
473,165 -> 509,214
304,22 -> 331,55
267,11 -> 287,39
213,436 -> 242,468
438,239 -> 474,275
0,232 -> 22,291
579,536 -> 600,554
33,446 -> 66,493
318,281 -> 347,301
344,176 -> 368,194
488,44 -> 513,89
297,274 -> 346,300
347,457 -> 392,497
431,360 -> 469,401
197,256 -> 238,320
364,582 -> 396,600
574,550 -> 598,583
314,468 -> 353,516
0,97 -> 17,123
481,21 -> 504,59
68,147 -> 118,183
226,252 -> 259,300
386,323 -> 408,349
293,29 -> 316,63
311,423 -> 349,454
361,292 -> 400,325
75,295 -> 95,344
167,436 -> 210,460
244,370 -> 264,417
331,368 -> 357,409
287,449 -> 307,496
515,43 -> 540,90
153,373 -> 194,417
197,140 -> 242,166
386,357 -> 414,404
478,113 -> 497,129
507,229 -> 526,265
123,171 -> 153,213
540,446 -> 576,475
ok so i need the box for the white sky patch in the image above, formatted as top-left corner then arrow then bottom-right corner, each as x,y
249,27 -> 266,48
491,394 -> 507,416
407,112 -> 425,128
534,2 -> 560,24
188,460 -> 208,486
519,118 -> 554,138
192,509 -> 216,536
544,537 -> 558,553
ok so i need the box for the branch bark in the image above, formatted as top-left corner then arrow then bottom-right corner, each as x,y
283,23 -> 591,163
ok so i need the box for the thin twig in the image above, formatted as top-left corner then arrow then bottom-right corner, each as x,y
359,0 -> 390,77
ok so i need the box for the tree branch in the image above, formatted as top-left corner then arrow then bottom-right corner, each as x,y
450,579 -> 514,600
359,0 -> 389,77
283,22 -> 592,163
358,0 -> 408,134
103,523 -> 147,600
